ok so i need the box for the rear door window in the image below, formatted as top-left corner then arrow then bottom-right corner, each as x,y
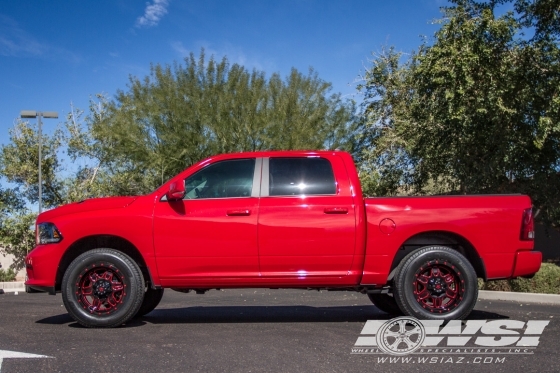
269,157 -> 336,196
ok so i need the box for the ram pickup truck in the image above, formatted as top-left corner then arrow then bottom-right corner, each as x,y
26,150 -> 542,327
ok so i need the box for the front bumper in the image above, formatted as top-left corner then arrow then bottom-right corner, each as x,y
512,250 -> 542,278
25,243 -> 63,291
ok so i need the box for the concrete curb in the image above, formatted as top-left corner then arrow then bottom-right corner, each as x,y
0,281 -> 25,293
478,290 -> 560,305
1,282 -> 560,302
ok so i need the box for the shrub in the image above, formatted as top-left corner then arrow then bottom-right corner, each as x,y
479,263 -> 560,294
0,268 -> 17,282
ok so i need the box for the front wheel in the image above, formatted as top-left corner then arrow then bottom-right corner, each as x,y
393,246 -> 478,320
62,249 -> 145,328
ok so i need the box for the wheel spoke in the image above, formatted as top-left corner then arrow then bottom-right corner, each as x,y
446,288 -> 457,299
81,284 -> 93,295
405,326 -> 421,337
416,289 -> 430,300
89,273 -> 99,282
430,267 -> 440,277
112,283 -> 124,292
388,337 -> 403,349
443,273 -> 454,283
385,330 -> 401,338
398,320 -> 407,334
107,293 -> 118,307
417,274 -> 430,285
402,336 -> 416,349
89,297 -> 102,312
432,296 -> 443,308
102,271 -> 114,282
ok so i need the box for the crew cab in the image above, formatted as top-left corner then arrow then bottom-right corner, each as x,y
26,151 -> 542,327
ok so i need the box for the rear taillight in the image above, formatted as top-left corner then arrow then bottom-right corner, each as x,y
520,208 -> 534,241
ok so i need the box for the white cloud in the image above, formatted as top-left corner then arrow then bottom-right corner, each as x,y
0,15 -> 80,62
0,15 -> 48,57
135,0 -> 170,28
170,41 -> 189,57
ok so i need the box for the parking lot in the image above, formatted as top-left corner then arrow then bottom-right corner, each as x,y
0,289 -> 559,373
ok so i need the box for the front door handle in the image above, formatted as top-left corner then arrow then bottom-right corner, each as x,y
324,207 -> 348,214
227,209 -> 251,216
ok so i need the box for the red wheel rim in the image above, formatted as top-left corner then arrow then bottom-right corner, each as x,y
413,260 -> 465,313
76,263 -> 126,315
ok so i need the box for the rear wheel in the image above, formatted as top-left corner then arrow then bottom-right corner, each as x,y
135,288 -> 164,317
367,293 -> 403,315
62,249 -> 145,328
393,246 -> 478,320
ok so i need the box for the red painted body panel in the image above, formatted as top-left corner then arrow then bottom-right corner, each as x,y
153,197 -> 260,285
361,195 -> 535,284
28,195 -> 159,287
257,154 -> 357,285
25,150 -> 540,292
257,195 -> 356,282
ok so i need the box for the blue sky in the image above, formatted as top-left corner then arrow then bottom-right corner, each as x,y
0,0 -> 448,146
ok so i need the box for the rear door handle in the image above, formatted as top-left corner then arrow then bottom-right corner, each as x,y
324,207 -> 348,214
227,209 -> 251,216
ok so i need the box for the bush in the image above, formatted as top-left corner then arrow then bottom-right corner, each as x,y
479,263 -> 560,294
0,268 -> 17,282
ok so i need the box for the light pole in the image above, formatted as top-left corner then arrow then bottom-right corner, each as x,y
20,110 -> 59,214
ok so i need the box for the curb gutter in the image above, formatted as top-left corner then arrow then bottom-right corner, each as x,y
478,290 -> 560,305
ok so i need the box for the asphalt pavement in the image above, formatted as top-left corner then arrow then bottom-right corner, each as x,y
0,289 -> 559,373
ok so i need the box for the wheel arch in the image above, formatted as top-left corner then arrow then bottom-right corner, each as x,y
388,231 -> 486,281
55,235 -> 154,291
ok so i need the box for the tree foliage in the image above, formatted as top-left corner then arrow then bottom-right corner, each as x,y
95,50 -> 359,191
0,122 -> 64,207
0,213 -> 37,271
0,267 -> 16,282
358,0 -> 560,227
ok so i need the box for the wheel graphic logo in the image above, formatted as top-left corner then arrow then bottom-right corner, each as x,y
376,317 -> 425,355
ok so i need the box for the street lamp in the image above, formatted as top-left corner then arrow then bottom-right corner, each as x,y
20,110 -> 59,214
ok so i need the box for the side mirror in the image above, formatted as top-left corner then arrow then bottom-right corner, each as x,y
166,181 -> 185,201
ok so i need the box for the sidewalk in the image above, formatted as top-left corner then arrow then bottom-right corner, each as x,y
0,281 -> 25,293
478,290 -> 560,305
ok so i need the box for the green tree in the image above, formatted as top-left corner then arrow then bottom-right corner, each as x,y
0,213 -> 36,271
358,0 -> 560,227
94,50 -> 359,192
0,121 -> 65,208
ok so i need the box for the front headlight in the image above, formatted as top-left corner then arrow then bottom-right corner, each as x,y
36,223 -> 63,245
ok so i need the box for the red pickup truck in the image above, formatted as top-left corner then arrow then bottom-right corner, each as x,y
26,150 -> 541,327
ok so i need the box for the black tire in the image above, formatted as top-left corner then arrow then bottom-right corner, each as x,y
135,288 -> 164,317
393,246 -> 478,320
62,249 -> 145,328
367,293 -> 403,315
